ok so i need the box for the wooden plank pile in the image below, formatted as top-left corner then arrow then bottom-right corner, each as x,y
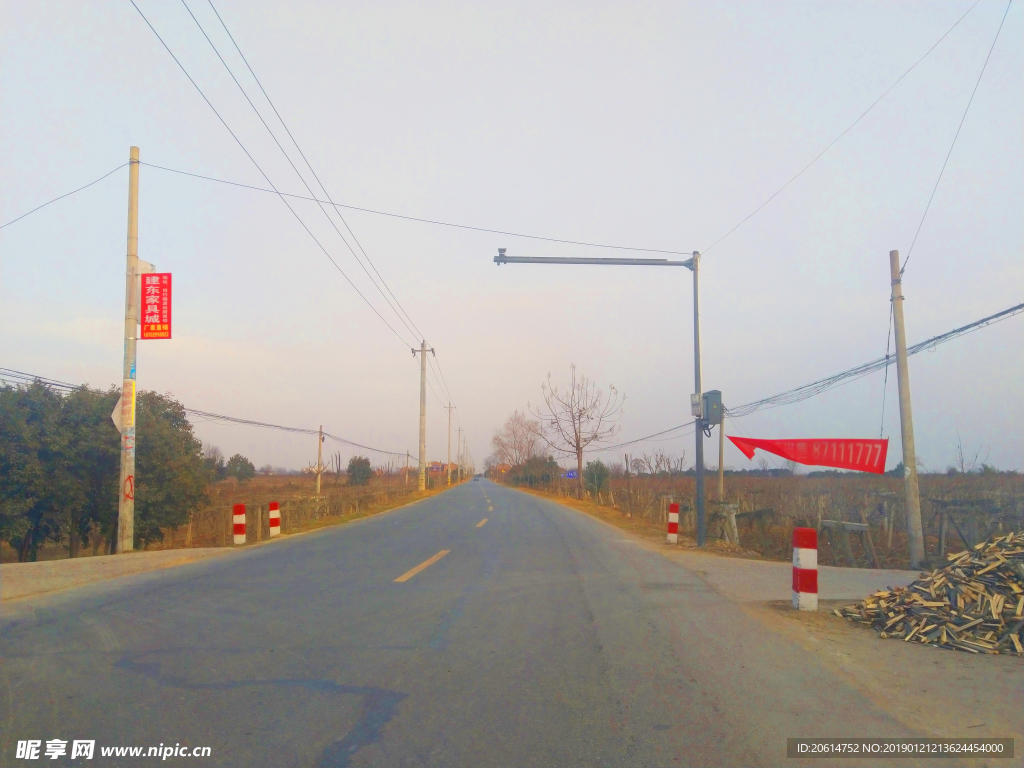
835,531 -> 1024,656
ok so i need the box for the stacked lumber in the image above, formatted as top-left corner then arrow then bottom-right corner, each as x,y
835,531 -> 1024,656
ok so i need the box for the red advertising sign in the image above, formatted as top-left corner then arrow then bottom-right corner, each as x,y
728,436 -> 889,474
140,273 -> 172,339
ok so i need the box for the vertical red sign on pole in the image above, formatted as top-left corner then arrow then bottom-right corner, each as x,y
140,273 -> 172,339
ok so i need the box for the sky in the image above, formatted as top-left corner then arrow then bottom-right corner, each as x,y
1,0 -> 1021,475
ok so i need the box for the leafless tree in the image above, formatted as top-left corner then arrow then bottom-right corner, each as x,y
491,410 -> 542,466
953,431 -> 988,474
529,365 -> 624,496
632,450 -> 685,476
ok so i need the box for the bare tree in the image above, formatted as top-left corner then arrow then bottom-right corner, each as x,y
491,410 -> 542,466
953,431 -> 988,474
529,365 -> 624,496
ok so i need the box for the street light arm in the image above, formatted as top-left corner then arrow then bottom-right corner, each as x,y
494,249 -> 694,269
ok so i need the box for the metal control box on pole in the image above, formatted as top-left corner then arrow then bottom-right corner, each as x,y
117,147 -> 140,554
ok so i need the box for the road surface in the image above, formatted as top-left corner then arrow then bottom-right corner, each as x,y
1,481 -> 949,766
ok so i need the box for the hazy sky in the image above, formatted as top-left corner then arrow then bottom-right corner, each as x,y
2,1 -> 1021,474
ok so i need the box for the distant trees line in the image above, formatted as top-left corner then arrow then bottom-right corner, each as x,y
0,382 -> 254,561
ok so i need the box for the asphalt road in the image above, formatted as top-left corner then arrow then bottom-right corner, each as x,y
1,481 -> 943,767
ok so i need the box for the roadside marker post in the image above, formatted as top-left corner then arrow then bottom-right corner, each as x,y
232,504 -> 246,545
268,502 -> 280,537
667,502 -> 680,545
792,527 -> 818,611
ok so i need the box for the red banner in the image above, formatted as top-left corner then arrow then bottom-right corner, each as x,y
140,273 -> 172,340
728,436 -> 888,474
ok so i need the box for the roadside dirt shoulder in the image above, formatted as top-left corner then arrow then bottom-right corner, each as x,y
517,484 -> 1023,746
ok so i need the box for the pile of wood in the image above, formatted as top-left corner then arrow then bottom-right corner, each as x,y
835,531 -> 1024,656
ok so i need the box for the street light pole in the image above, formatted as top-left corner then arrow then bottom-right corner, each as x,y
494,247 -> 709,546
692,251 -> 707,547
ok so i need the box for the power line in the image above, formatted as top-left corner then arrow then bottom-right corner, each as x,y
586,300 -> 1023,452
138,161 -> 692,256
0,163 -> 127,229
701,0 -> 982,256
900,0 -> 1012,276
181,0 -> 423,344
0,367 -> 406,457
129,0 -> 412,349
205,0 -> 427,342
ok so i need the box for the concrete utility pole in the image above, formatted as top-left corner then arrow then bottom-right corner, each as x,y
445,403 -> 454,485
889,250 -> 924,568
316,425 -> 324,495
117,147 -> 140,554
691,251 -> 707,547
412,341 -> 434,491
456,427 -> 463,482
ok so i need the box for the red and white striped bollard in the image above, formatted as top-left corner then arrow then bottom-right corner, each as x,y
792,527 -> 818,611
667,502 -> 680,545
232,503 -> 246,545
268,501 -> 280,537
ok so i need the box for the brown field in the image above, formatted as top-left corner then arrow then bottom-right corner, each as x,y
496,471 -> 1024,569
0,472 -> 461,564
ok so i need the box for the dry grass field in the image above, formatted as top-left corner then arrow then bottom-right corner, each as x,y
500,471 -> 1024,569
0,472 -> 461,563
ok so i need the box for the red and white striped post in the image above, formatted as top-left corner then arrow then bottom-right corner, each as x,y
667,502 -> 680,545
268,501 -> 280,537
792,527 -> 818,611
232,504 -> 246,545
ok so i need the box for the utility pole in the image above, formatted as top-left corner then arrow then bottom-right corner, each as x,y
718,408 -> 726,500
316,425 -> 324,495
444,403 -> 454,486
412,341 -> 434,491
692,251 -> 707,547
117,146 -> 140,554
889,250 -> 924,568
456,427 -> 463,482
405,451 -> 410,486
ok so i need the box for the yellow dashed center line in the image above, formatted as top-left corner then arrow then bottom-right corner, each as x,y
488,505 -> 493,512
394,550 -> 450,583
476,518 -> 488,528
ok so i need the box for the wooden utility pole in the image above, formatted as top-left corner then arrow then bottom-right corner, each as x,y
889,250 -> 924,568
405,451 -> 410,486
117,147 -> 140,554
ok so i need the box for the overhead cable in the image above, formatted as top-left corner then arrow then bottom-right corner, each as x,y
701,0 -> 981,256
181,0 -> 423,343
204,0 -> 427,342
900,0 -> 1012,276
129,0 -> 412,348
0,163 -> 127,229
0,367 -> 406,456
586,300 -> 1023,452
140,162 -> 693,256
